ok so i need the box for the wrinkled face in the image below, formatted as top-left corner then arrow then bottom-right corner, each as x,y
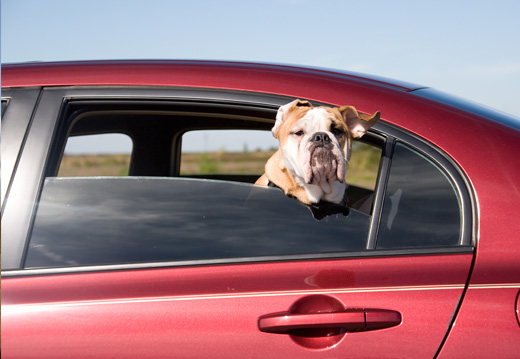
277,106 -> 350,187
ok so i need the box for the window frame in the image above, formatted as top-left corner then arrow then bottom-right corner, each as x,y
368,125 -> 475,249
1,87 -> 42,207
1,86 -> 475,274
1,98 -> 9,116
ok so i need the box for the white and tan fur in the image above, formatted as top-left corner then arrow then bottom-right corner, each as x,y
256,99 -> 380,205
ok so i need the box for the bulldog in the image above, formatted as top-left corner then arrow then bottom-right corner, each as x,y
256,99 -> 380,207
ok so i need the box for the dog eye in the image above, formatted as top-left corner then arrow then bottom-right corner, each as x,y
331,127 -> 344,136
292,130 -> 305,136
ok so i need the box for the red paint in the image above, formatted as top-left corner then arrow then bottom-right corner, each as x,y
3,255 -> 471,358
3,60 -> 520,357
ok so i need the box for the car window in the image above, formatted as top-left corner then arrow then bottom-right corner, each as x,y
376,142 -> 461,248
25,177 -> 370,268
180,130 -> 382,192
58,133 -> 133,177
23,99 -> 467,270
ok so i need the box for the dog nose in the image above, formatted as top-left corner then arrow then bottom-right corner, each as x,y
311,132 -> 331,146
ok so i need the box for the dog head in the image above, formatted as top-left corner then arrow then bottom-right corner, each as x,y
271,99 -> 380,204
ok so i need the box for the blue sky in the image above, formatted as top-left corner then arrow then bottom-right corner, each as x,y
2,0 -> 520,150
2,0 -> 520,116
2,0 -> 520,117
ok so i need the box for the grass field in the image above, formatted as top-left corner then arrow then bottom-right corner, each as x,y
58,154 -> 132,177
58,145 -> 381,189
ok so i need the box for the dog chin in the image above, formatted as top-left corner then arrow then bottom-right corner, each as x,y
304,181 -> 346,204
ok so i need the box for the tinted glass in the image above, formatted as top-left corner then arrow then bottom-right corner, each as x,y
26,178 -> 369,268
376,143 -> 461,248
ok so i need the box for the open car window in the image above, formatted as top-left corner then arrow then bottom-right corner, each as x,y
22,98 -> 468,270
179,129 -> 278,184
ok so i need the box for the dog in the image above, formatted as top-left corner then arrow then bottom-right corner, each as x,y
256,99 -> 380,207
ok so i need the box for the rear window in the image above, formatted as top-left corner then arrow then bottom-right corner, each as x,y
376,142 -> 461,248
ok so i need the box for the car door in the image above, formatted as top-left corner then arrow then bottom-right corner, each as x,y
1,87 -> 475,358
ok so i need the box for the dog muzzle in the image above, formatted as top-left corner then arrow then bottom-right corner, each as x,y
306,132 -> 345,186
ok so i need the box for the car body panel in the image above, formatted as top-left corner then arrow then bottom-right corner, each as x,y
438,286 -> 520,358
3,254 -> 472,358
1,60 -> 424,91
2,61 -> 520,357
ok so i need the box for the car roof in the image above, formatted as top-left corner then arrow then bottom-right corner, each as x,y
3,60 -> 519,133
1,60 -> 425,92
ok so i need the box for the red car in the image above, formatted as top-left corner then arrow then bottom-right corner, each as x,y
2,60 -> 519,358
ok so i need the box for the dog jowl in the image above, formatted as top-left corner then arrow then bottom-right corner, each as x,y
256,99 -> 380,205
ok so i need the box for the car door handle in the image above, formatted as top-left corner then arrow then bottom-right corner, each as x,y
258,309 -> 401,334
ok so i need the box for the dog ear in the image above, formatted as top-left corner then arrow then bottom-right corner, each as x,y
339,106 -> 381,138
272,99 -> 313,138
